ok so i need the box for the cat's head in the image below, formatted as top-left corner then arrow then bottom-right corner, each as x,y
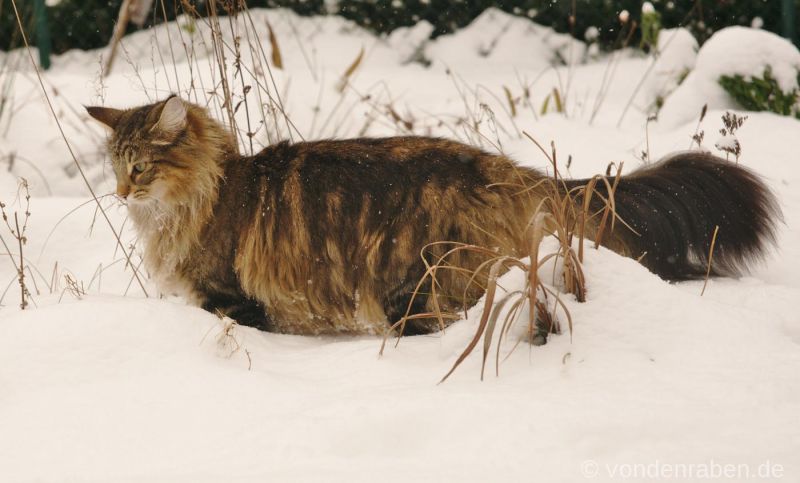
86,96 -> 236,206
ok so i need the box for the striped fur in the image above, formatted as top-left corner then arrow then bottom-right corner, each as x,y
87,97 -> 781,336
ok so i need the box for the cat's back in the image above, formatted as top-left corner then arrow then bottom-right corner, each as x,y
250,136 -> 523,187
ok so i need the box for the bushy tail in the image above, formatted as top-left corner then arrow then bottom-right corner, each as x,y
568,152 -> 782,280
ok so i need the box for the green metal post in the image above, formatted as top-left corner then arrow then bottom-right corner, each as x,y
32,0 -> 52,70
783,0 -> 798,46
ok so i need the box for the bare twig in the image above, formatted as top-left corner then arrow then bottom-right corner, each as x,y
10,0 -> 150,296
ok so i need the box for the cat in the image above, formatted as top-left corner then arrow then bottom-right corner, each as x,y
86,95 -> 781,336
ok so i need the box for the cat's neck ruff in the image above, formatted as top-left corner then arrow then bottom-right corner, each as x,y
129,186 -> 218,285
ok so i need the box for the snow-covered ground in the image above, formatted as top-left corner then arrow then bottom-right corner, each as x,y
1,8 -> 799,482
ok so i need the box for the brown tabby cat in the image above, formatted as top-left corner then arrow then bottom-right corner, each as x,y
87,96 -> 780,336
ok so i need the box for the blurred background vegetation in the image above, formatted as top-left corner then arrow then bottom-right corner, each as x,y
0,0 -> 794,55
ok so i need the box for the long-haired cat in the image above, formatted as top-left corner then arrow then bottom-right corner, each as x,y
87,96 -> 781,335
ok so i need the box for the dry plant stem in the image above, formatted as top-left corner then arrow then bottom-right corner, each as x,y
461,255 -> 507,316
474,84 -> 520,137
0,233 -> 26,307
206,0 -> 237,138
616,54 -> 659,127
514,66 -> 547,122
0,180 -> 33,308
316,47 -> 368,138
50,261 -> 59,293
172,9 -> 197,100
239,20 -> 272,144
378,242 -> 502,354
37,194 -> 115,257
13,213 -> 25,309
242,7 -> 298,141
104,0 -> 133,75
589,20 -> 637,124
701,225 -> 720,296
439,257 -> 509,384
561,0 -> 578,108
159,0 -> 182,91
645,116 -> 654,162
226,13 -> 255,154
266,20 -> 283,69
149,7 -> 174,93
578,177 -> 599,262
177,1 -> 296,141
286,14 -> 318,81
503,86 -> 516,117
521,131 -> 589,303
592,164 -> 623,248
496,296 -> 525,375
527,212 -> 549,330
542,286 -> 573,340
689,104 -> 708,149
0,253 -> 53,298
10,0 -> 149,297
116,39 -> 153,102
0,271 -> 18,304
616,23 -> 693,127
25,264 -> 40,295
482,290 -> 523,379
405,232 -> 577,382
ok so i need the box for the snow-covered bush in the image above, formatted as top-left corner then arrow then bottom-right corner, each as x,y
659,26 -> 800,127
719,68 -> 800,119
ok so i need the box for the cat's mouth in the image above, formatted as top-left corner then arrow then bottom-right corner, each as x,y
128,182 -> 169,204
127,190 -> 155,204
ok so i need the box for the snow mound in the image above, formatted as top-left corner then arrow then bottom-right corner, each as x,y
659,26 -> 800,126
386,20 -> 434,64
425,8 -> 585,69
640,28 -> 698,113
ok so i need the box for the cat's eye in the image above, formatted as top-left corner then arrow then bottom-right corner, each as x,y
132,162 -> 148,173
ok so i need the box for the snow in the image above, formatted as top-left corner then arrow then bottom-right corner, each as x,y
659,26 -> 800,127
584,26 -> 599,43
424,8 -> 585,68
714,132 -> 739,153
1,8 -> 799,482
386,21 -> 434,64
639,28 -> 698,114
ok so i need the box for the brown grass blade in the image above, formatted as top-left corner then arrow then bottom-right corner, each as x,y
337,46 -> 364,93
481,290 -> 523,380
266,20 -> 283,69
592,165 -> 622,248
526,212 -> 549,330
503,85 -> 517,117
552,87 -> 564,113
578,176 -> 600,263
540,94 -> 551,115
496,295 -> 525,375
701,225 -> 720,296
440,257 -> 508,384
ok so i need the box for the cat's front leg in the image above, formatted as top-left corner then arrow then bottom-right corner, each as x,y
199,290 -> 272,331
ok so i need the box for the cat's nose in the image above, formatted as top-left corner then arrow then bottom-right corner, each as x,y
116,183 -> 131,198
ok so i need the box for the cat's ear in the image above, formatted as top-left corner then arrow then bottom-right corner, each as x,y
154,96 -> 187,134
86,106 -> 124,131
